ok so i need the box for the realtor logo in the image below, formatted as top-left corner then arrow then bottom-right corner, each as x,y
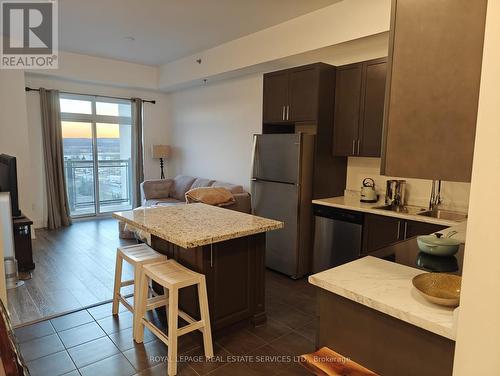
1,0 -> 58,69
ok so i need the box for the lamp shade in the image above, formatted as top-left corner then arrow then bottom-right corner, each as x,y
152,145 -> 171,159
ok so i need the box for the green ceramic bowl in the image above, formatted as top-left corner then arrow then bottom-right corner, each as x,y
417,234 -> 460,256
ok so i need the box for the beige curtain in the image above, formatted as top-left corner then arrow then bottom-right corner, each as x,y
132,98 -> 144,207
40,89 -> 72,229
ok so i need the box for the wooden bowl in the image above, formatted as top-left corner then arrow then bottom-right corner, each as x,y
412,273 -> 462,307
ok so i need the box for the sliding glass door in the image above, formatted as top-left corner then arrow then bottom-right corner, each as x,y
60,95 -> 133,217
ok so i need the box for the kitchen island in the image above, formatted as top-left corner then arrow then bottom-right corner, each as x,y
309,234 -> 464,376
113,203 -> 283,331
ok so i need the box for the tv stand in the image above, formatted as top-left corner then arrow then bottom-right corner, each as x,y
12,216 -> 34,272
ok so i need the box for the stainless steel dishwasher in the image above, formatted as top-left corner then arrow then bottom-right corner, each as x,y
312,204 -> 364,273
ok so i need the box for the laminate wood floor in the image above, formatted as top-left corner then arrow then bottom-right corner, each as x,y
8,217 -> 136,327
16,268 -> 317,376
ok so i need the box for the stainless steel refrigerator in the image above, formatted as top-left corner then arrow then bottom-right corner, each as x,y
251,133 -> 314,279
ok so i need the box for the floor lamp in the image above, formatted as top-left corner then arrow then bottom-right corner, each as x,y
152,145 -> 171,179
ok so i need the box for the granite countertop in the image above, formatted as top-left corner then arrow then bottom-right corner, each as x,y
309,256 -> 458,340
312,193 -> 466,227
113,203 -> 283,249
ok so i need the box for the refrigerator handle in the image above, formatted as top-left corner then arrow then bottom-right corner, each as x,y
250,134 -> 259,178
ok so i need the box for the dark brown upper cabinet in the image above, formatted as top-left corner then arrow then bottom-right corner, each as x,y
263,63 -> 334,124
381,0 -> 488,182
288,66 -> 320,122
332,63 -> 362,156
262,71 -> 289,123
332,57 -> 387,157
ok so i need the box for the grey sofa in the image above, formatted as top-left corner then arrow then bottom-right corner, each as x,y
140,175 -> 251,213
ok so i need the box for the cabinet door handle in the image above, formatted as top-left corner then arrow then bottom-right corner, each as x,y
357,139 -> 360,155
286,105 -> 290,120
397,221 -> 401,239
282,106 -> 285,121
404,221 -> 408,239
352,140 -> 356,155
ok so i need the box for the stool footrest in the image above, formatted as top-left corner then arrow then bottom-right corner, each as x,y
120,280 -> 134,287
145,295 -> 169,310
178,310 -> 196,325
177,320 -> 205,337
142,318 -> 169,345
118,294 -> 133,313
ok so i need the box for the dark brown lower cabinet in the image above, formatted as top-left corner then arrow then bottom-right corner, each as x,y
316,289 -> 455,376
362,214 -> 402,254
404,220 -> 446,239
362,214 -> 448,254
150,233 -> 266,332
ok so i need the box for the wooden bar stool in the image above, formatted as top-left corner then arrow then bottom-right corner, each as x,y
112,244 -> 167,332
135,259 -> 214,376
300,347 -> 379,376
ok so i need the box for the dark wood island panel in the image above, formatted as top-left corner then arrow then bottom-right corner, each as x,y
316,289 -> 455,376
151,232 -> 266,332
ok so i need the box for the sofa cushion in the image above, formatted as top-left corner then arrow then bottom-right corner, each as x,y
211,181 -> 244,194
142,179 -> 173,199
171,175 -> 196,201
185,187 -> 236,207
190,178 -> 215,190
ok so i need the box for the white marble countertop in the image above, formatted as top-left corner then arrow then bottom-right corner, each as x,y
312,193 -> 466,227
309,256 -> 458,340
113,203 -> 283,248
436,221 -> 467,244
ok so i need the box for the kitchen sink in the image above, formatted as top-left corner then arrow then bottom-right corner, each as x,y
417,209 -> 468,222
374,205 -> 428,215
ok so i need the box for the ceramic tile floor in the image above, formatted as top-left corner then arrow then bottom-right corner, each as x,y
14,270 -> 317,375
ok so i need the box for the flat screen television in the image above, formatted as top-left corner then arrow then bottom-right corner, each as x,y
0,154 -> 21,218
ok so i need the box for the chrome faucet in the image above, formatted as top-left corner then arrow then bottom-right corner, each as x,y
429,180 -> 442,211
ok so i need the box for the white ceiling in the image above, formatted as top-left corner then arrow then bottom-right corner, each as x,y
59,0 -> 340,66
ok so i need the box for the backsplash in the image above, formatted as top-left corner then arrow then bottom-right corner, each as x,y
346,157 -> 471,212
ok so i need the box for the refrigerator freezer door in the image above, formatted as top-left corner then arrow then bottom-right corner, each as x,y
251,179 -> 299,277
252,134 -> 300,184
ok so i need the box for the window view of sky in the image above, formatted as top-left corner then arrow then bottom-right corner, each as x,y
61,121 -> 120,138
60,98 -> 131,138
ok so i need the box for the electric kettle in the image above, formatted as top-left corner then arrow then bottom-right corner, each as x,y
360,178 -> 378,203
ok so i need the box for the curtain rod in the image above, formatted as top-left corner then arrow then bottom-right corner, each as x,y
25,87 -> 156,104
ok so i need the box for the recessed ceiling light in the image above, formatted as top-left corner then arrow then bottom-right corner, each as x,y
124,36 -> 135,41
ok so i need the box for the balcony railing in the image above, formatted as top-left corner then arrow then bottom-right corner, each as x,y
64,159 -> 133,216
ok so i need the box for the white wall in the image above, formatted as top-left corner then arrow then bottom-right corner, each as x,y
168,74 -> 262,190
167,35 -> 390,191
453,0 -> 500,373
25,74 -> 170,227
32,51 -> 159,90
0,71 -> 34,220
346,157 -> 471,212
